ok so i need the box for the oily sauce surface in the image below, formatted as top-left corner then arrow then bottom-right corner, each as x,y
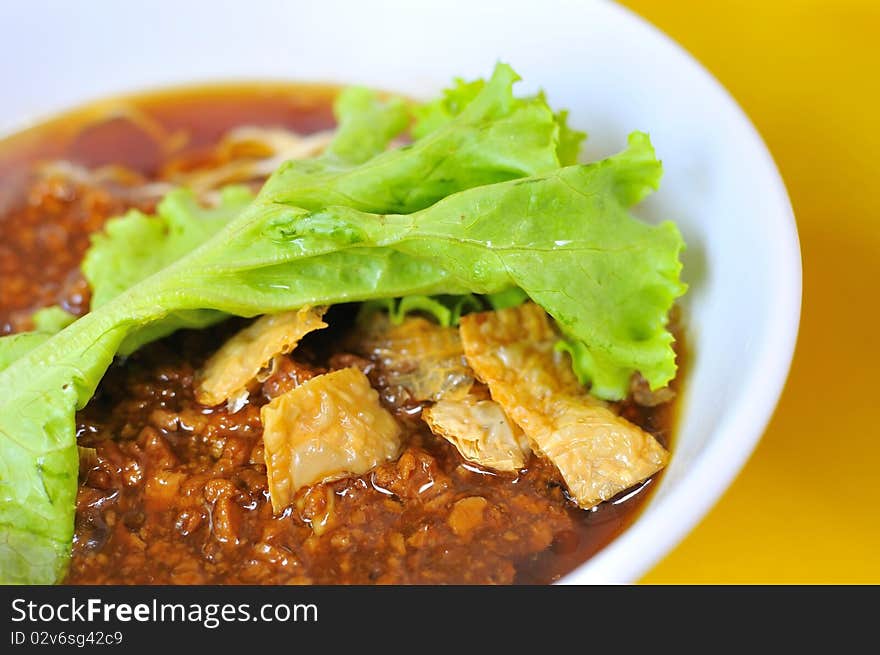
0,85 -> 675,584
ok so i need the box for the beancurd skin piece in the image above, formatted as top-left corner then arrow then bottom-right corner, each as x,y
195,306 -> 327,406
349,314 -> 473,401
423,397 -> 530,472
458,303 -> 586,407
525,397 -> 669,506
260,367 -> 402,513
459,303 -> 668,509
465,303 -> 583,401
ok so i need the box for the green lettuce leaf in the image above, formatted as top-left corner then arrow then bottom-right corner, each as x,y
31,307 -> 76,333
411,68 -> 585,166
324,86 -> 409,165
83,64 -> 558,353
80,62 -> 561,354
486,287 -> 530,310
411,76 -> 486,139
359,294 -> 485,327
84,187 -> 254,310
368,132 -> 685,399
0,318 -> 126,583
82,186 -> 254,354
0,66 -> 685,584
82,84 -> 411,355
262,63 -> 560,215
126,131 -> 681,387
0,333 -> 53,372
0,309 -> 75,374
554,109 -> 586,165
83,84 -> 409,313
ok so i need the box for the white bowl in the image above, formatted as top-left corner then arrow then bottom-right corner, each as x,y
0,0 -> 801,583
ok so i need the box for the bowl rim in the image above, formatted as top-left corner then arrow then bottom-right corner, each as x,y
558,2 -> 802,584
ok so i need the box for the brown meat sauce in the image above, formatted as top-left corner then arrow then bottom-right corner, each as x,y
0,85 -> 678,584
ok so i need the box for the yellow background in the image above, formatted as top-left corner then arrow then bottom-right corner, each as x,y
619,0 -> 880,583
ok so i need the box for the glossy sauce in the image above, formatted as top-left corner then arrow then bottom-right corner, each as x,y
0,85 -> 678,584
